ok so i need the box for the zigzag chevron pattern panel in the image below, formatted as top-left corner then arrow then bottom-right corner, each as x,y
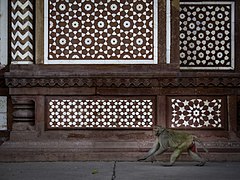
167,96 -> 226,129
46,97 -> 155,129
45,0 -> 158,64
179,1 -> 235,70
10,0 -> 34,63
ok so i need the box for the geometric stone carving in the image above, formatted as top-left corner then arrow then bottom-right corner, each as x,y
4,76 -> 240,88
44,0 -> 158,64
10,0 -> 34,64
47,97 -> 154,129
169,97 -> 225,129
180,1 -> 235,70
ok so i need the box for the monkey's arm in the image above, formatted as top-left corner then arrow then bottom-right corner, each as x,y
138,139 -> 160,161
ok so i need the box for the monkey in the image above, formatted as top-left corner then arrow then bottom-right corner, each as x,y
138,126 -> 208,166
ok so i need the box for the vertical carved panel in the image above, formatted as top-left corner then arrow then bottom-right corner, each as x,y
168,96 -> 226,129
179,1 -> 234,70
10,0 -> 34,64
12,97 -> 35,130
47,97 -> 155,129
45,0 -> 158,64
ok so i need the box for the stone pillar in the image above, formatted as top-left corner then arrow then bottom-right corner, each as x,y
11,97 -> 35,131
10,0 -> 34,64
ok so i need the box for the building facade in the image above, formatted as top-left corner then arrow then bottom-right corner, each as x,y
0,0 -> 240,161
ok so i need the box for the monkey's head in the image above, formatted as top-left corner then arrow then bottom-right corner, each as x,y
153,126 -> 166,136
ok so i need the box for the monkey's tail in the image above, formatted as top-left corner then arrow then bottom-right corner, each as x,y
193,136 -> 210,161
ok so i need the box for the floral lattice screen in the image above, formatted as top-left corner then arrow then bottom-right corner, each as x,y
168,97 -> 226,129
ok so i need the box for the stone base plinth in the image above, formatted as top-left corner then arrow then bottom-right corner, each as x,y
1,140 -> 240,162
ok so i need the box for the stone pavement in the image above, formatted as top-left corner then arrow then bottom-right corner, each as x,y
0,161 -> 240,180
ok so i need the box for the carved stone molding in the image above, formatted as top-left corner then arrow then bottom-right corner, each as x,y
159,77 -> 240,88
11,97 -> 35,131
4,65 -> 240,88
5,77 -> 158,88
5,76 -> 240,88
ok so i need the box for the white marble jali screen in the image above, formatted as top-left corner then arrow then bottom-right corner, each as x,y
47,97 -> 155,129
168,96 -> 226,129
179,1 -> 235,70
44,0 -> 158,64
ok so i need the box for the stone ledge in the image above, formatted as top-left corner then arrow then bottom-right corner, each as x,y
1,140 -> 240,162
5,65 -> 240,88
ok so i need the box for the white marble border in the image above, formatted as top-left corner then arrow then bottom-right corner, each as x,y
166,0 -> 171,64
44,0 -> 158,64
0,0 -> 8,67
180,1 -> 235,70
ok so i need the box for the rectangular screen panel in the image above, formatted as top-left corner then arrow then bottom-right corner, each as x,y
44,0 -> 158,64
47,96 -> 155,129
179,1 -> 234,70
167,96 -> 227,129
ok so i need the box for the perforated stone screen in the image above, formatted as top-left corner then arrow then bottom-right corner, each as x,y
44,0 -> 158,64
47,97 -> 155,129
179,1 -> 235,70
167,96 -> 226,129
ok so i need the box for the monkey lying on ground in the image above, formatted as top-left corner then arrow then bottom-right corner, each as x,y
138,126 -> 208,166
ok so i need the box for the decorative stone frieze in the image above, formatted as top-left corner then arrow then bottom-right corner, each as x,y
160,77 -> 240,88
4,76 -> 240,88
5,77 -> 157,88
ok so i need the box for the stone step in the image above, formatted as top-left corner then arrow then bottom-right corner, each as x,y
0,140 -> 240,162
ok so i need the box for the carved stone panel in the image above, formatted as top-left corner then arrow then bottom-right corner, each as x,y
179,1 -> 235,70
167,96 -> 226,129
11,97 -> 35,131
45,0 -> 158,64
46,96 -> 155,129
